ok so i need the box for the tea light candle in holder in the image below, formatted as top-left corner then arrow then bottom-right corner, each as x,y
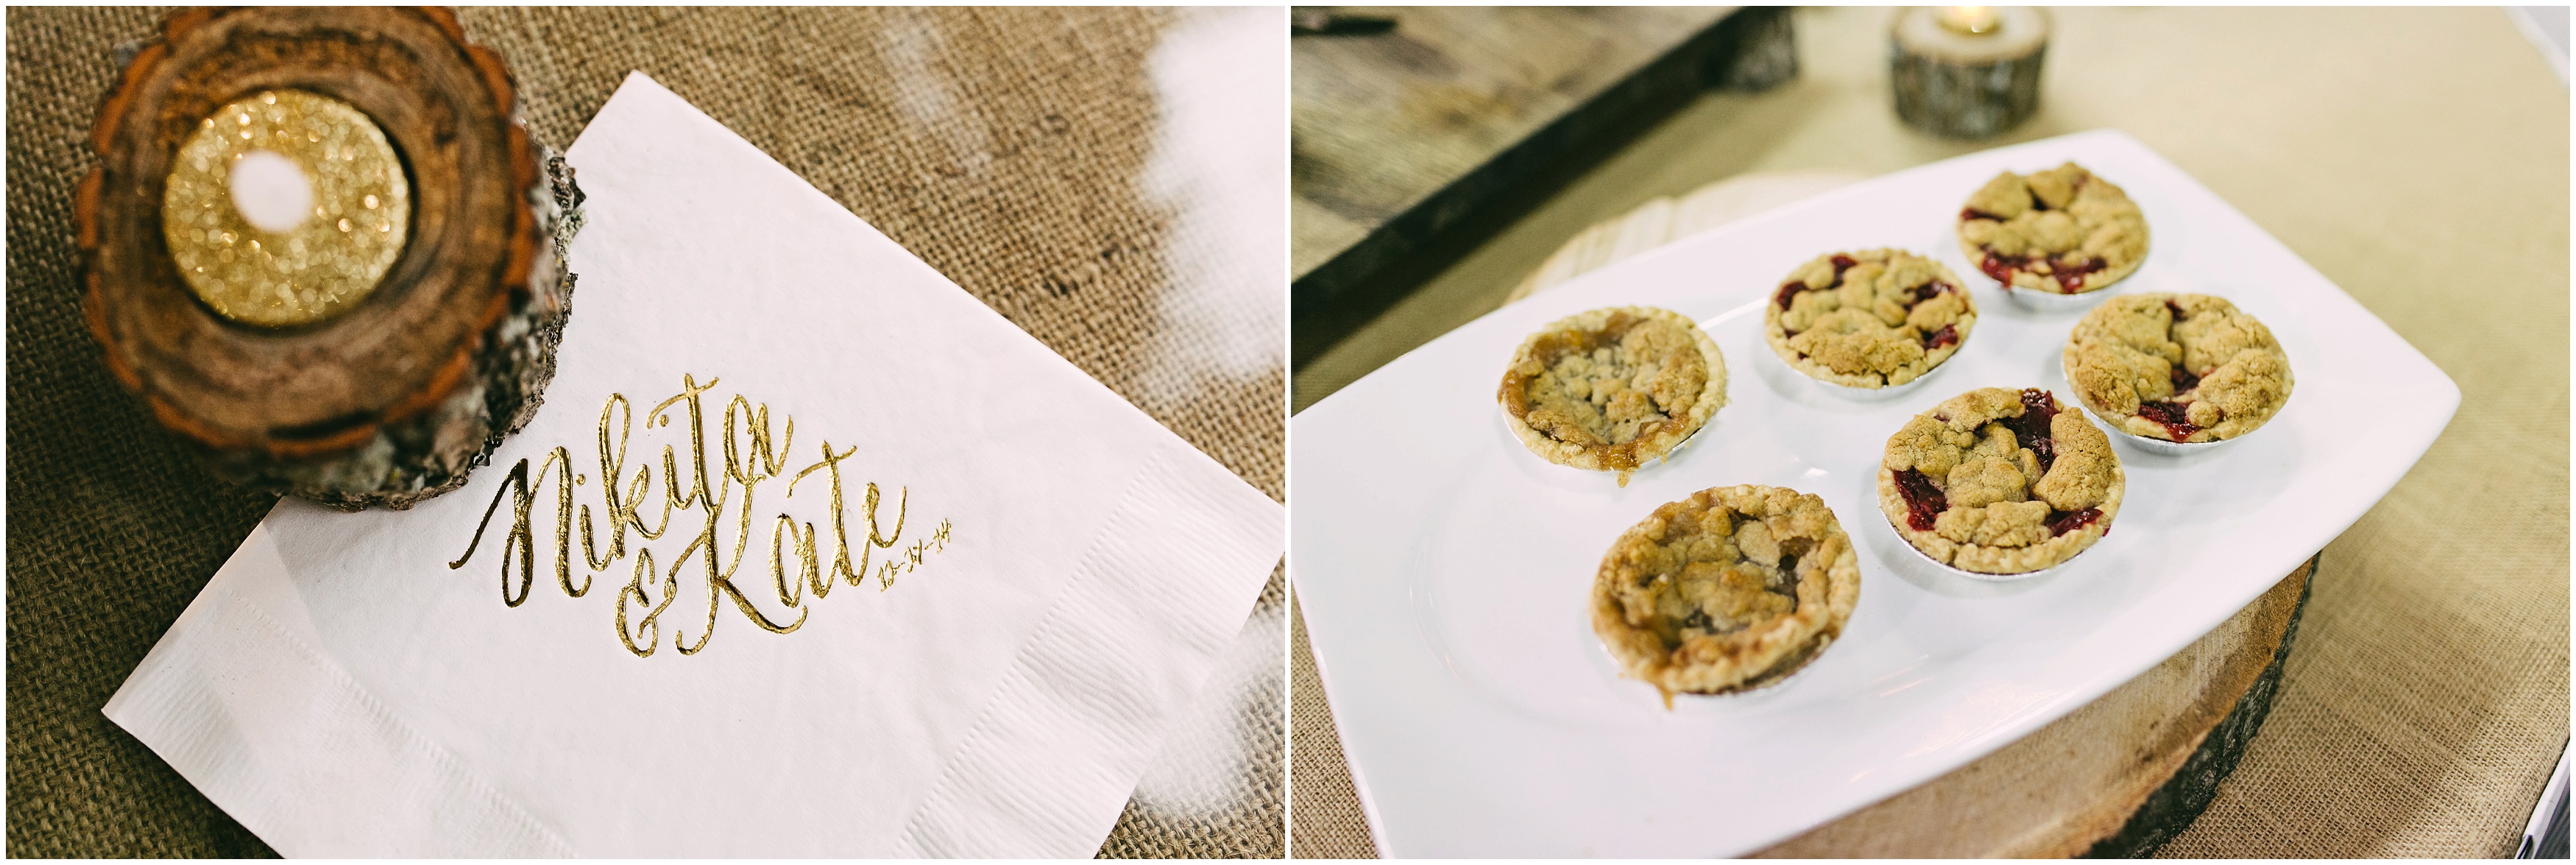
79,7 -> 584,510
1889,6 -> 2050,139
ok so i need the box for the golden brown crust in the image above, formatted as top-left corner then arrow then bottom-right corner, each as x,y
1592,485 -> 1862,700
1498,306 -> 1727,486
2064,293 -> 2294,443
1956,162 -> 2148,295
1761,248 -> 1975,387
1876,388 -> 2125,575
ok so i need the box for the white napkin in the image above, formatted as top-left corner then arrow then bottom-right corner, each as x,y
102,72 -> 1282,858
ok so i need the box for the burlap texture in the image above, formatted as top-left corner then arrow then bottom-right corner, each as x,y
1289,7 -> 2566,858
1288,598 -> 1376,858
8,7 -> 1284,858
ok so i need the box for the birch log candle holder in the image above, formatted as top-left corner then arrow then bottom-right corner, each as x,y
79,7 -> 583,510
1889,6 -> 2049,140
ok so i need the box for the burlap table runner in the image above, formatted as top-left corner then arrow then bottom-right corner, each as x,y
1289,7 -> 2567,858
7,7 -> 1284,858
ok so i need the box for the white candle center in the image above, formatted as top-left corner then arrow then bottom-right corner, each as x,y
228,149 -> 313,234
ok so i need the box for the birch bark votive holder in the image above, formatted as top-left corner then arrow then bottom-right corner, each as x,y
1890,6 -> 2050,140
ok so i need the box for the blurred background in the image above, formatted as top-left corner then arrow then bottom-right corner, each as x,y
1289,6 -> 2568,858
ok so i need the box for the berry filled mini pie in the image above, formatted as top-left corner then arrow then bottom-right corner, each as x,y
1956,162 -> 2148,295
2064,293 -> 2293,443
1878,388 -> 2124,576
1592,485 -> 1861,702
1499,306 -> 1727,486
1763,248 -> 1976,389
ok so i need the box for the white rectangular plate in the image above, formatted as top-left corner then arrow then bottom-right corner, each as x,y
1289,130 -> 2457,857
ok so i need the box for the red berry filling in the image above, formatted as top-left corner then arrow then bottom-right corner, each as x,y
1893,468 -> 1946,531
1780,262 -> 1962,350
1999,388 -> 2061,473
1900,390 -> 2104,546
1975,252 -> 2017,286
2047,257 -> 2105,292
2164,302 -> 2203,394
2137,401 -> 2202,442
2045,507 -> 2103,537
1775,254 -> 1864,310
1914,282 -> 1964,350
2129,300 -> 2207,441
1977,250 -> 2105,293
1964,180 -> 2112,293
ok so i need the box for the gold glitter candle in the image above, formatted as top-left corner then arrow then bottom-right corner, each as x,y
79,7 -> 582,509
161,89 -> 411,327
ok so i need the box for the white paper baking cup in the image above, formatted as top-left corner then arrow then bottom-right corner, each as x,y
1950,234 -> 2127,312
1674,636 -> 1830,699
1753,329 -> 1958,403
1998,280 -> 2123,311
1881,504 -> 2103,582
1588,596 -> 1836,710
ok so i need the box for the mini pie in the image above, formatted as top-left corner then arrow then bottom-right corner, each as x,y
2064,293 -> 2293,443
1878,388 -> 2124,575
1763,248 -> 1976,388
1499,306 -> 1727,486
1592,484 -> 1861,702
1956,162 -> 2149,295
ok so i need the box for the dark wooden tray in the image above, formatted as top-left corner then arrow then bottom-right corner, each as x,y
1290,5 -> 1795,367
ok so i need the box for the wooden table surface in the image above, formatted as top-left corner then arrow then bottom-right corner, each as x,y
1290,6 -> 1730,278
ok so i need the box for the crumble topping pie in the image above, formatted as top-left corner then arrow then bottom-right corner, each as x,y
1877,388 -> 2125,575
2064,293 -> 2293,443
1592,484 -> 1861,702
1763,248 -> 1976,388
1956,162 -> 2149,295
1499,306 -> 1727,486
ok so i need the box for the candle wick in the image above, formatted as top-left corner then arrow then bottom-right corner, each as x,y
1939,5 -> 2003,35
228,149 -> 314,234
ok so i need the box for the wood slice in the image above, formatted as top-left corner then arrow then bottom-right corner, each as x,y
2078,562 -> 2307,858
1889,6 -> 2048,140
77,7 -> 580,510
1752,559 -> 2313,858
